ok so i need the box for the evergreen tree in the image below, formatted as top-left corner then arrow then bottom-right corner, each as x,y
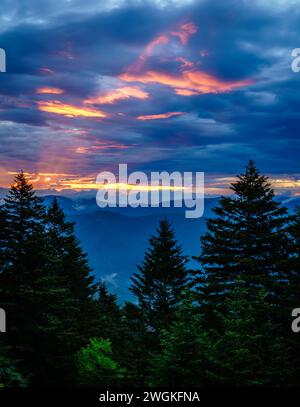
286,206 -> 300,384
207,281 -> 292,386
120,301 -> 153,385
149,295 -> 212,386
96,282 -> 122,345
0,206 -> 8,272
0,174 -> 97,384
0,172 -> 62,383
288,206 -> 300,306
150,283 -> 291,386
0,338 -> 28,387
76,338 -> 125,386
130,219 -> 188,333
46,197 -> 98,344
192,161 -> 290,320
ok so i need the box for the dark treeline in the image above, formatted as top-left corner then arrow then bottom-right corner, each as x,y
0,161 -> 300,386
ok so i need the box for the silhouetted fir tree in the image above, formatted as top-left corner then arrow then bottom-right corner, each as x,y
97,282 -> 120,322
207,281 -> 292,385
120,302 -> 153,385
150,282 -> 292,386
95,281 -> 131,373
130,219 -> 188,334
46,197 -> 98,344
288,206 -> 300,306
287,206 -> 300,384
0,206 -> 8,272
0,173 -> 60,382
148,294 -> 212,387
96,282 -> 122,342
0,338 -> 28,387
192,161 -> 290,321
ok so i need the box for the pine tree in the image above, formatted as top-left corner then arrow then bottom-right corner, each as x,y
0,206 -> 8,272
288,206 -> 300,306
0,338 -> 28,387
286,206 -> 300,384
150,283 -> 292,386
191,161 -> 290,320
130,219 -> 188,333
0,172 -> 61,383
0,174 -> 97,384
208,280 -> 292,385
76,338 -> 125,386
96,282 -> 122,344
46,197 -> 98,344
148,294 -> 212,386
120,301 -> 153,385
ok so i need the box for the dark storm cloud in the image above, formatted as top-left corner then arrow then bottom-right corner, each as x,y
0,0 -> 299,183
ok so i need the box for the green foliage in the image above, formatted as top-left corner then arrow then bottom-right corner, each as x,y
76,338 -> 125,386
0,174 -> 97,385
0,164 -> 299,387
191,161 -> 290,321
149,295 -> 212,386
206,282 -> 292,386
0,340 -> 28,387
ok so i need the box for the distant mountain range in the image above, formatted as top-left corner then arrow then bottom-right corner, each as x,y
42,192 -> 300,301
2,187 -> 300,301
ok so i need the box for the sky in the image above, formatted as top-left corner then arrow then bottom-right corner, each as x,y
0,0 -> 300,196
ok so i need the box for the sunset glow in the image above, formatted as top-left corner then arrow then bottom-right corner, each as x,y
136,112 -> 184,120
84,86 -> 149,105
36,87 -> 64,95
120,70 -> 252,95
37,101 -> 108,118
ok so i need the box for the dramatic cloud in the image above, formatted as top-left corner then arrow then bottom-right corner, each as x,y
84,86 -> 149,104
0,0 -> 299,193
37,101 -> 108,118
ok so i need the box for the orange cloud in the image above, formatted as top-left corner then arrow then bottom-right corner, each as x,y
120,20 -> 252,96
36,87 -> 64,95
176,57 -> 194,70
171,22 -> 197,45
136,111 -> 184,120
175,88 -> 198,96
76,141 -> 132,154
37,101 -> 107,118
84,86 -> 149,104
120,69 -> 252,95
128,22 -> 196,73
132,35 -> 169,72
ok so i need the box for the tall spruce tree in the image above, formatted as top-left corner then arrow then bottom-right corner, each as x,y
120,301 -> 153,385
130,219 -> 188,333
46,197 -> 98,344
0,174 -> 98,385
192,161 -> 290,319
208,281 -> 292,386
0,206 -> 8,272
96,282 -> 122,344
287,206 -> 300,384
0,172 -> 70,384
148,294 -> 211,387
150,282 -> 292,386
288,206 -> 300,307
